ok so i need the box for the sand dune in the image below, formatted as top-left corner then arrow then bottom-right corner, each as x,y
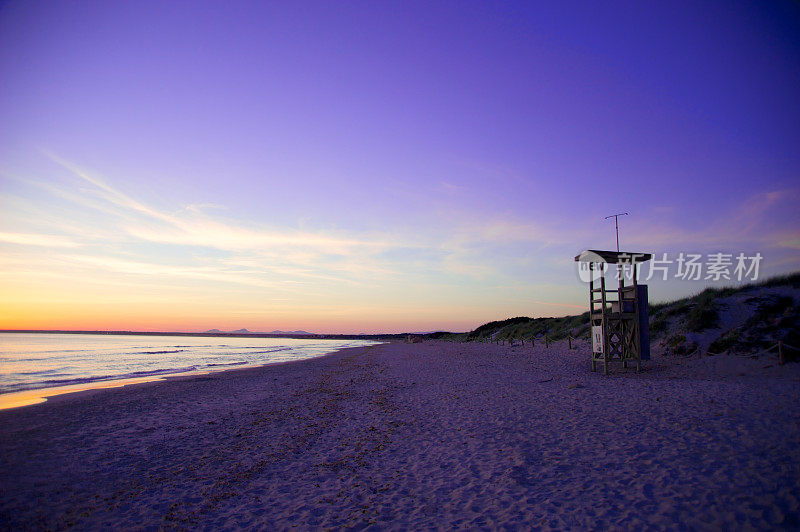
1,341 -> 798,529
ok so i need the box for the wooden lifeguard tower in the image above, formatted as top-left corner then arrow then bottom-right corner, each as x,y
574,250 -> 652,374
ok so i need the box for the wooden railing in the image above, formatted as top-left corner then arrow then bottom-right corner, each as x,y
472,336 -> 797,365
685,340 -> 799,365
481,334 -> 582,349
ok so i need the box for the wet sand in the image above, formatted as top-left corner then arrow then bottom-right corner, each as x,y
1,341 -> 798,529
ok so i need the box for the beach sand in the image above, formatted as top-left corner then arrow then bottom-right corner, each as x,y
1,340 -> 798,529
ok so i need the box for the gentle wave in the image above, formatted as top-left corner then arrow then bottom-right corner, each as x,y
216,345 -> 289,350
229,348 -> 293,355
49,366 -> 197,383
19,369 -> 66,376
11,366 -> 201,392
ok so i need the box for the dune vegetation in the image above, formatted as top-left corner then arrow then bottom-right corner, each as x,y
437,272 -> 800,361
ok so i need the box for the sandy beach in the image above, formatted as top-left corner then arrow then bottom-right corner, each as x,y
1,340 -> 798,529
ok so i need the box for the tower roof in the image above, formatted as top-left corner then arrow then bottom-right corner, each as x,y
574,249 -> 652,264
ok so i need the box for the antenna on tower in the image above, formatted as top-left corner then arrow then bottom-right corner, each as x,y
604,212 -> 629,252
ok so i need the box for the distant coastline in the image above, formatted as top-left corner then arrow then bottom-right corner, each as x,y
0,329 -> 411,341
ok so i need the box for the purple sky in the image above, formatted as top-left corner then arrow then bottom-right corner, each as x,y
1,1 -> 799,333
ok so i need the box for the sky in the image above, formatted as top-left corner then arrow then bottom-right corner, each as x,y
1,0 -> 799,334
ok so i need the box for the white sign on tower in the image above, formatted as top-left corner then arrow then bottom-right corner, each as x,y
592,325 -> 604,354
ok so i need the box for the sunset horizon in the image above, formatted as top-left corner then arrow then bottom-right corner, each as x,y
2,2 -> 798,335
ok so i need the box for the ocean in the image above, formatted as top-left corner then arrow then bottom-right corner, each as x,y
0,332 -> 380,394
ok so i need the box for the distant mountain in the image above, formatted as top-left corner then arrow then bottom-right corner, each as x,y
203,328 -> 312,335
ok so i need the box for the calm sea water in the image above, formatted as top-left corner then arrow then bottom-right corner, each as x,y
0,333 -> 380,394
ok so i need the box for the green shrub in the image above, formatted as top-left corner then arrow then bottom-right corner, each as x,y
665,333 -> 697,356
665,302 -> 691,317
708,329 -> 740,353
679,341 -> 699,356
650,316 -> 668,337
666,334 -> 686,348
649,301 -> 671,313
685,306 -> 719,331
685,292 -> 719,331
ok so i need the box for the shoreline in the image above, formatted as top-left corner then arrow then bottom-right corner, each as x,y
0,343 -> 381,411
1,341 -> 798,528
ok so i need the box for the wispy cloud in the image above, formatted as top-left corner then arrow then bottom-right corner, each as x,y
622,188 -> 800,251
61,254 -> 305,290
46,154 -> 396,257
0,232 -> 81,248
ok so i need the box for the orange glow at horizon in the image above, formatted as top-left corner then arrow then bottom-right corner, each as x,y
0,304 -> 500,334
0,294 -> 586,335
1,257 -> 589,333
